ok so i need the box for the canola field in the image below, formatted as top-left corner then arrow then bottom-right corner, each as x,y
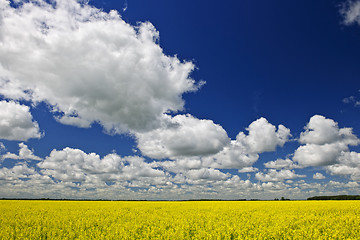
1,200 -> 360,239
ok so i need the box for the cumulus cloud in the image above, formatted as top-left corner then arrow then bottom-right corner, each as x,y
202,140 -> 259,169
340,0 -> 360,25
55,115 -> 92,128
0,0 -> 200,133
184,168 -> 230,181
135,114 -> 230,159
293,143 -> 347,167
264,159 -> 298,169
201,117 -> 291,169
266,115 -> 360,183
299,115 -> 357,145
293,115 -> 359,167
149,117 -> 291,176
238,167 -> 258,173
326,151 -> 360,181
2,145 -> 360,200
2,142 -> 42,161
313,172 -> 325,180
237,117 -> 291,153
327,180 -> 359,188
255,169 -> 306,182
151,117 -> 291,173
38,147 -> 165,183
156,141 -> 259,173
157,158 -> 203,173
0,163 -> 37,180
0,100 -> 42,141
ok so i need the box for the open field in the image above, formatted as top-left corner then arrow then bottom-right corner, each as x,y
1,200 -> 360,239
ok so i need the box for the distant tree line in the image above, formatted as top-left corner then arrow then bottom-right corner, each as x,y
274,197 -> 290,201
307,195 -> 360,200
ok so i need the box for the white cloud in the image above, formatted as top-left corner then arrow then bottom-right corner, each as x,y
326,180 -> 360,189
0,0 -> 200,133
0,114 -> 293,199
156,141 -> 259,173
326,151 -> 360,181
149,117 -> 291,174
313,172 -> 325,180
0,100 -> 42,141
135,114 -> 230,159
201,140 -> 259,169
2,142 -> 42,161
238,167 -> 258,173
0,163 -> 37,181
299,115 -> 357,145
293,115 -> 359,167
340,0 -> 360,25
184,168 -> 230,181
38,147 -> 165,183
270,115 -> 360,182
55,115 -> 92,128
293,143 -> 347,167
2,146 -> 360,199
255,169 -> 306,182
201,117 -> 291,169
258,115 -> 360,184
238,117 -> 291,153
157,158 -> 203,173
264,158 -> 298,169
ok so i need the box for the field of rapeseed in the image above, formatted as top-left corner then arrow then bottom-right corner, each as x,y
1,200 -> 360,239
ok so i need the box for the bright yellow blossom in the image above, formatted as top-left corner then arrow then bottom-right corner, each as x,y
1,200 -> 360,239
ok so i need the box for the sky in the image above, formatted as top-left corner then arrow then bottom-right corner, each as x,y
0,0 -> 360,200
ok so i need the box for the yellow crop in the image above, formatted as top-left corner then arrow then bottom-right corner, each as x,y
1,200 -> 360,239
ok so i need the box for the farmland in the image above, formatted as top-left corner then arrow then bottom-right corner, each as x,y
1,200 -> 360,239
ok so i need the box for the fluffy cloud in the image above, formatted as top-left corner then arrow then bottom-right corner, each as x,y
293,143 -> 347,167
0,0 -> 199,133
0,163 -> 36,181
135,114 -> 230,159
0,100 -> 42,141
150,117 -> 291,171
202,117 -> 291,169
2,145 -> 360,200
238,167 -> 258,173
38,147 -> 165,183
184,168 -> 230,181
237,117 -> 291,153
2,142 -> 42,161
255,169 -> 306,182
340,0 -> 360,25
313,172 -> 325,180
326,151 -> 360,181
265,115 -> 360,182
202,140 -> 259,169
299,115 -> 357,145
293,115 -> 359,167
156,141 -> 258,173
264,159 -> 298,169
148,118 -> 291,187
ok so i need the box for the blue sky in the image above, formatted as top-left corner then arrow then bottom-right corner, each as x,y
0,0 -> 360,200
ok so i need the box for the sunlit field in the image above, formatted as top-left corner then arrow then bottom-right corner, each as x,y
1,200 -> 360,239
